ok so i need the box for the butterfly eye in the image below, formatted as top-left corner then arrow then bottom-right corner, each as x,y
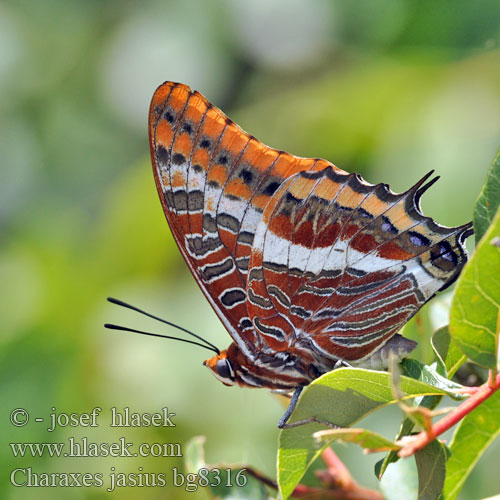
215,359 -> 234,380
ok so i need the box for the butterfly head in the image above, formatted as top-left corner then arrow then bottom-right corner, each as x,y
203,350 -> 237,386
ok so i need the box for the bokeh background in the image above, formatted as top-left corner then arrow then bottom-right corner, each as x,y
1,1 -> 500,499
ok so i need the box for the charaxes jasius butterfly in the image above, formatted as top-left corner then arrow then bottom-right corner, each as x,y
107,81 -> 472,427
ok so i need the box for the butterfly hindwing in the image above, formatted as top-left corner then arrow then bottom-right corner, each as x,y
248,166 -> 471,363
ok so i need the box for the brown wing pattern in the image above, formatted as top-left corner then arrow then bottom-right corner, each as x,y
247,166 -> 472,364
149,82 -> 345,360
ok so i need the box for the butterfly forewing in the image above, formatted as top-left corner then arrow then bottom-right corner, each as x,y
149,82 -> 346,360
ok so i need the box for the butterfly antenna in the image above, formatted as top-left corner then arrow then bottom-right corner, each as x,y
106,297 -> 220,354
104,323 -> 220,354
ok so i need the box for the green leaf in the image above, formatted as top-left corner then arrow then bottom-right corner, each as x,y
431,326 -> 467,378
474,147 -> 500,244
184,437 -> 269,499
443,390 -> 500,500
208,469 -> 268,500
375,418 -> 416,480
450,206 -> 500,368
415,440 -> 448,500
314,427 -> 400,452
401,306 -> 435,364
277,367 -> 453,500
380,457 -> 418,500
375,356 -> 465,479
375,357 -> 463,480
400,358 -> 464,394
185,436 -> 206,473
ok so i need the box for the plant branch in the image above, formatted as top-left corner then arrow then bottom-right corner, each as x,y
397,372 -> 500,457
315,447 -> 384,500
321,447 -> 352,486
243,448 -> 383,500
490,310 -> 500,387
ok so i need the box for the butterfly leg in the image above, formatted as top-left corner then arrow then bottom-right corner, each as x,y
277,387 -> 341,430
277,387 -> 303,428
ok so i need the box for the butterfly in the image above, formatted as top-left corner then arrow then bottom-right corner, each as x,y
108,81 -> 472,428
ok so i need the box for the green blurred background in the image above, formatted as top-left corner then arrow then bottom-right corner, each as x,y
1,1 -> 499,499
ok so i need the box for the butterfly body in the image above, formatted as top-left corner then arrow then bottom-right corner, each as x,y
149,81 -> 472,398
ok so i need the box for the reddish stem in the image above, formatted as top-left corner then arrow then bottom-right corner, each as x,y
398,372 -> 500,457
299,448 -> 384,500
321,447 -> 353,486
245,448 -> 383,499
